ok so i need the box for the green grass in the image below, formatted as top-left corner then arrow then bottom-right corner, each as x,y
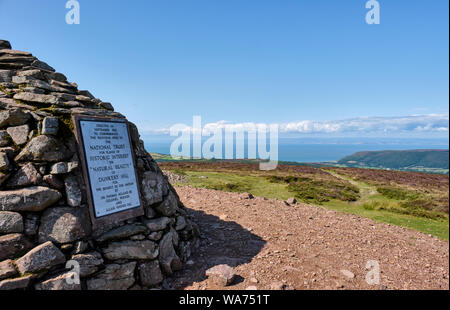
170,169 -> 449,240
320,199 -> 449,240
266,175 -> 360,203
376,186 -> 420,200
174,171 -> 294,200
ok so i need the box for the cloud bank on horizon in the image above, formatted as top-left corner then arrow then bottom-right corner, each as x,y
139,114 -> 449,137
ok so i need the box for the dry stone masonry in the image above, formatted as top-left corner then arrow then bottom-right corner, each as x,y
0,39 -> 199,290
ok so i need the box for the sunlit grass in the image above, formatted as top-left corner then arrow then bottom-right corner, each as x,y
176,171 -> 294,200
321,199 -> 449,240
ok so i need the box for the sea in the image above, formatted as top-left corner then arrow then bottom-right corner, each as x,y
143,137 -> 449,163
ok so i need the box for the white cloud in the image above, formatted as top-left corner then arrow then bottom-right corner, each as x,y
279,115 -> 449,134
140,114 -> 449,136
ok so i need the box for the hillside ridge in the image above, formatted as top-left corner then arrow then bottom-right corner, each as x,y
338,149 -> 449,171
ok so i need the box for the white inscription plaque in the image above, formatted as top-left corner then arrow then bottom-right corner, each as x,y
79,120 -> 141,218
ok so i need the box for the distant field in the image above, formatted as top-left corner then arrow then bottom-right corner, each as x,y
159,161 -> 449,240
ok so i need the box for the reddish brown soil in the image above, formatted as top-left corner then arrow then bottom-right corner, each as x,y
167,186 -> 449,290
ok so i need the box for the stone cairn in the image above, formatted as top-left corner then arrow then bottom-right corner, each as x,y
0,39 -> 199,290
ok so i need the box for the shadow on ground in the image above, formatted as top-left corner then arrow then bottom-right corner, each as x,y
167,208 -> 266,289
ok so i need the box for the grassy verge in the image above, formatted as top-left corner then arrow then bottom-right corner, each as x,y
176,171 -> 294,200
320,199 -> 449,240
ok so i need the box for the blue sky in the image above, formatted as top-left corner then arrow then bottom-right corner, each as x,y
0,0 -> 448,138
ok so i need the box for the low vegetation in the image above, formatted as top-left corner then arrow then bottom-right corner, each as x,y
159,161 -> 449,240
266,175 -> 359,204
178,171 -> 294,200
376,186 -> 420,200
361,200 -> 446,220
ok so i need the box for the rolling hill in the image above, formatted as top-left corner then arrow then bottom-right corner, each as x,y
337,149 -> 449,172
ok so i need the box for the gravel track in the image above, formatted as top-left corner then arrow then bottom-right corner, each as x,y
167,186 -> 449,290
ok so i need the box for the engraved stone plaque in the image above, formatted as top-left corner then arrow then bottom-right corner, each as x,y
73,115 -> 144,228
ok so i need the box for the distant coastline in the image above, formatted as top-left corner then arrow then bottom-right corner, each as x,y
144,138 -> 449,174
149,148 -> 449,175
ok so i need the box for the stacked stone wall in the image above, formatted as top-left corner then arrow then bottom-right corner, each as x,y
0,39 -> 198,290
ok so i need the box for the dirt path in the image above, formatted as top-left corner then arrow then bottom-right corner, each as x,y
167,186 -> 449,290
326,169 -> 377,202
